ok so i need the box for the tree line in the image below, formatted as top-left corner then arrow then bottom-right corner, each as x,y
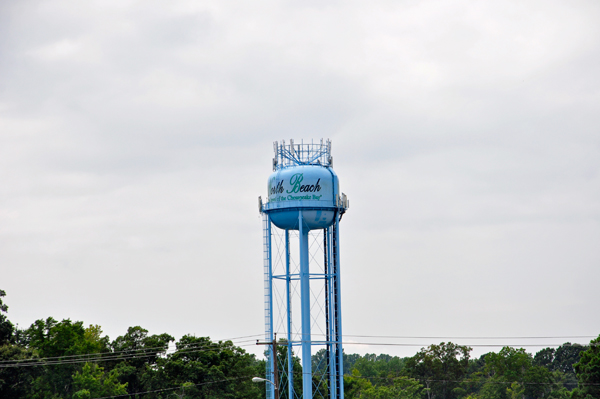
1,289 -> 599,398
0,290 -> 264,398
342,341 -> 599,399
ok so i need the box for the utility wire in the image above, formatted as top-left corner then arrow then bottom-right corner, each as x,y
0,334 -> 262,365
0,340 -> 259,368
301,332 -> 597,340
340,341 -> 595,348
0,340 -> 249,365
0,341 -> 257,368
0,343 -> 257,368
93,375 -> 255,399
340,334 -> 597,340
53,372 -> 600,399
3,331 -> 596,368
335,374 -> 600,387
0,343 -> 259,368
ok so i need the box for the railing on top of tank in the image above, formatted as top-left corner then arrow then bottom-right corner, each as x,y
272,139 -> 333,171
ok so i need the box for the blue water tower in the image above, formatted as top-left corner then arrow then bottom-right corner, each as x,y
259,139 -> 348,399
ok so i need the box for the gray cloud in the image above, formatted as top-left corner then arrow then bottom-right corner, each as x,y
1,0 -> 599,357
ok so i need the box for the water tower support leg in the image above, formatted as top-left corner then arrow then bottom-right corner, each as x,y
334,215 -> 344,399
299,211 -> 312,399
263,214 -> 275,399
285,229 -> 294,399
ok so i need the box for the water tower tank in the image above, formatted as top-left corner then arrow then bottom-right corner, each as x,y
262,139 -> 347,230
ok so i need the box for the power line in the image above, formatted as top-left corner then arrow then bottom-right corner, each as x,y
341,374 -> 600,387
341,341 -> 595,348
0,345 -> 256,368
0,338 -> 260,368
60,372 -> 600,399
340,334 -> 597,340
0,342 -> 259,368
0,333 -> 262,365
0,338 -> 255,364
3,330 -> 595,368
93,375 -> 255,399
286,332 -> 597,341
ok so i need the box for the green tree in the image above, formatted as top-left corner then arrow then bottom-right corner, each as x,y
404,342 -> 471,399
506,382 -> 524,399
554,343 -> 587,390
110,326 -> 174,395
572,335 -> 600,399
345,353 -> 407,386
364,376 -> 423,399
555,343 -> 587,375
522,365 -> 552,399
344,353 -> 362,375
0,290 -> 14,345
24,318 -> 89,398
479,347 -> 555,399
23,318 -> 112,398
0,343 -> 39,398
462,354 -> 488,397
480,347 -> 531,399
160,335 -> 261,399
0,289 -> 34,398
24,318 -> 109,358
484,347 -> 531,383
533,348 -> 555,370
532,343 -> 586,392
545,372 -> 574,399
344,369 -> 375,399
71,362 -> 128,398
344,370 -> 422,399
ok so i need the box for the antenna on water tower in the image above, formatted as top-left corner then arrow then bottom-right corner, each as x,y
259,139 -> 349,399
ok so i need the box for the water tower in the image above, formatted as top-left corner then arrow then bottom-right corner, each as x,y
259,139 -> 348,399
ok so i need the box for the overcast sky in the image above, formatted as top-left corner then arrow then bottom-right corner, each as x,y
1,0 -> 599,359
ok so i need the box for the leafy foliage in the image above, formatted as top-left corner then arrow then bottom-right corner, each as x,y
23,317 -> 113,398
0,343 -> 39,398
72,362 -> 128,398
534,343 -> 587,390
572,335 -> 600,399
0,290 -> 14,346
109,325 -> 173,395
403,342 -> 471,399
345,369 -> 422,399
160,335 -> 262,399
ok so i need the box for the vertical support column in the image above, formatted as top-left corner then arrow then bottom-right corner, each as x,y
333,214 -> 344,399
323,228 -> 331,399
263,214 -> 275,399
285,230 -> 294,399
326,225 -> 337,398
299,211 -> 312,399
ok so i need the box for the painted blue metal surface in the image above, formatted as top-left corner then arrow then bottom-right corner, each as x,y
261,140 -> 348,399
334,216 -> 344,399
299,211 -> 312,399
263,214 -> 275,399
268,165 -> 337,204
285,230 -> 294,399
266,165 -> 339,231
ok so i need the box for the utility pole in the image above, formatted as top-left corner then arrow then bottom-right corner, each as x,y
257,333 -> 280,399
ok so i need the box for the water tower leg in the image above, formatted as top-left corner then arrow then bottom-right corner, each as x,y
263,213 -> 275,399
299,211 -> 312,399
285,229 -> 294,399
334,215 -> 344,399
